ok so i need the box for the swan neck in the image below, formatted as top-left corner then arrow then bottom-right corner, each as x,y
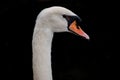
32,27 -> 53,80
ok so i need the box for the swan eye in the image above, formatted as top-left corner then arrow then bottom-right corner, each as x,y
63,15 -> 70,21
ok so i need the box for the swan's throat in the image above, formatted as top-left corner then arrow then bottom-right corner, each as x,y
32,28 -> 53,80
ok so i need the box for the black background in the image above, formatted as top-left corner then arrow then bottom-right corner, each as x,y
1,0 -> 114,80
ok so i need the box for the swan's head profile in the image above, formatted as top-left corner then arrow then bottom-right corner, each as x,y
36,6 -> 89,39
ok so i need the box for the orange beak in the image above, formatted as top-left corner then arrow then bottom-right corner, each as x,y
69,21 -> 90,40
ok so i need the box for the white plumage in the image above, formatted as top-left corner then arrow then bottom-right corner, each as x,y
32,6 -> 89,80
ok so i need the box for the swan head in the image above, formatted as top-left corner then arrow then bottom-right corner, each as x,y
36,6 -> 90,39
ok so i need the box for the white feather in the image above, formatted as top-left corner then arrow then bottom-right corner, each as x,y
32,6 -> 78,80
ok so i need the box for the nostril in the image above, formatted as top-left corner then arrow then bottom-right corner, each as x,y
76,25 -> 80,29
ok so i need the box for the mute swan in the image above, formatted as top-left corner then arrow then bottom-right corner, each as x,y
32,6 -> 89,80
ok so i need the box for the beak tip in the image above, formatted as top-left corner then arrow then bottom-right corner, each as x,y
82,33 -> 90,40
86,36 -> 90,40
